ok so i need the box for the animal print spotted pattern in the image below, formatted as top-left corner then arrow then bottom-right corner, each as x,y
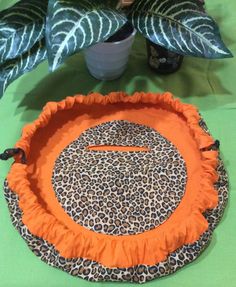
3,159 -> 228,283
52,120 -> 187,235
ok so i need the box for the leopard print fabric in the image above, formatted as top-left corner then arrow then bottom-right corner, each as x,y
52,120 -> 187,235
3,160 -> 228,283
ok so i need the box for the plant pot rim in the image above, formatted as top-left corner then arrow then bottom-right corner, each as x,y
96,28 -> 136,47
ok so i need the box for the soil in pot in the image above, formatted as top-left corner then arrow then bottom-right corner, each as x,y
105,22 -> 134,43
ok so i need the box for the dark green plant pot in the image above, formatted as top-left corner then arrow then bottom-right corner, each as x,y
146,39 -> 184,74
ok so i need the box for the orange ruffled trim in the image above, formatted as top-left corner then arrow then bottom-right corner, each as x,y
7,92 -> 219,268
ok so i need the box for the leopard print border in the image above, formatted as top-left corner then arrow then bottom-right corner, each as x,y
4,160 -> 228,283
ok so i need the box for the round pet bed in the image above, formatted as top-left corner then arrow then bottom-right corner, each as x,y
2,92 -> 228,283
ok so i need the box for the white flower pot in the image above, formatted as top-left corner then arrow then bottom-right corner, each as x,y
84,29 -> 136,81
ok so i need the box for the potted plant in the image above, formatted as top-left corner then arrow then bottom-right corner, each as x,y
0,0 -> 232,98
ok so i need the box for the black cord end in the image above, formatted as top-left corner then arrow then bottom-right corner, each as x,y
212,140 -> 220,150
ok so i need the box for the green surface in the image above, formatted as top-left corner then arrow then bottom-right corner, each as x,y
0,0 -> 236,286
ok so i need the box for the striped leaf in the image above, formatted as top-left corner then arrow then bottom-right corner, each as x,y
0,39 -> 47,98
0,0 -> 47,64
46,0 -> 127,71
129,0 -> 232,58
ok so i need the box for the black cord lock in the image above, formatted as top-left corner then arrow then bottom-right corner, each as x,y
0,148 -> 26,164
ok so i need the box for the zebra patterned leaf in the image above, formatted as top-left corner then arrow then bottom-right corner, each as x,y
46,0 -> 127,71
129,0 -> 232,58
0,0 -> 47,64
0,39 -> 47,98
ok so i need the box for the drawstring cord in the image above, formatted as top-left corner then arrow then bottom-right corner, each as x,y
0,140 -> 219,164
201,140 -> 220,152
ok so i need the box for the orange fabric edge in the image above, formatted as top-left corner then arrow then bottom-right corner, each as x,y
7,92 -> 219,268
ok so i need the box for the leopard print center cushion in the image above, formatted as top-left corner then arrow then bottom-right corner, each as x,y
52,120 -> 187,235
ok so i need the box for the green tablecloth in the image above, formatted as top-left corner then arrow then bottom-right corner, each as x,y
0,0 -> 236,286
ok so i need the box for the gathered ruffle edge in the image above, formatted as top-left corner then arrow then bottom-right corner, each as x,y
7,92 -> 219,268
